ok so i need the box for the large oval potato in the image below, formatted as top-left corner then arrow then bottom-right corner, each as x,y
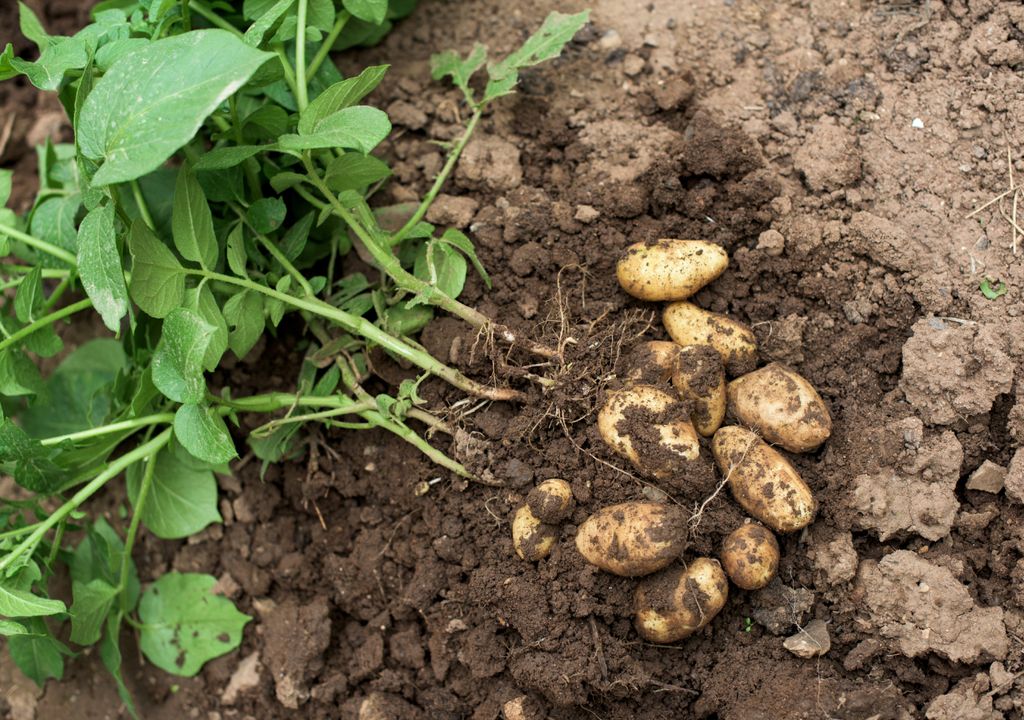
527,478 -> 575,524
727,362 -> 832,453
672,345 -> 726,437
720,522 -> 780,590
634,558 -> 729,643
624,340 -> 682,385
711,426 -> 816,533
616,240 -> 728,301
597,385 -> 700,479
663,302 -> 757,377
575,502 -> 687,576
512,505 -> 558,562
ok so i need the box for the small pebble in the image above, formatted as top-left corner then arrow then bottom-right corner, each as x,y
783,619 -> 831,658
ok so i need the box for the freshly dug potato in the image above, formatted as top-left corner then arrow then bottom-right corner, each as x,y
727,362 -> 832,453
672,345 -> 726,437
616,239 -> 728,301
720,522 -> 780,590
597,385 -> 700,479
711,426 -> 816,533
623,341 -> 682,385
527,479 -> 575,524
663,302 -> 757,376
575,502 -> 687,576
512,505 -> 558,562
634,558 -> 729,642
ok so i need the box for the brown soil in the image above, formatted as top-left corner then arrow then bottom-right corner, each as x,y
4,1 -> 1024,719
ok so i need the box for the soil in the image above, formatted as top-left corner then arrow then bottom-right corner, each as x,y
3,0 -> 1024,719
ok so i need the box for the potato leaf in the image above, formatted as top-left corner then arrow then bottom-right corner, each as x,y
18,2 -> 51,51
151,308 -> 215,404
0,420 -> 66,494
324,152 -> 391,192
128,220 -> 186,319
7,619 -> 69,686
342,0 -> 388,27
298,65 -> 389,134
77,203 -> 129,332
0,577 -> 67,618
69,579 -> 118,645
126,442 -> 222,540
281,105 -> 391,153
430,42 -> 487,104
173,404 -> 237,465
172,166 -> 218,270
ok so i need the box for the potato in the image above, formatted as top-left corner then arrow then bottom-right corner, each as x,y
512,505 -> 558,562
527,479 -> 575,524
616,239 -> 728,302
575,502 -> 687,576
720,522 -> 779,590
597,385 -> 700,479
624,341 -> 682,385
711,426 -> 816,533
663,302 -> 757,377
672,345 -> 727,437
727,362 -> 832,453
634,558 -> 729,643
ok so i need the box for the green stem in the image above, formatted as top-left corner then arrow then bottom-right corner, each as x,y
250,401 -> 376,436
230,97 -> 262,199
41,275 -> 72,311
46,519 -> 65,567
214,391 -> 359,412
0,223 -> 77,265
273,44 -> 301,102
306,11 -> 348,78
295,0 -> 309,111
0,429 -> 173,575
188,0 -> 242,36
120,448 -> 157,613
0,264 -> 70,277
0,298 -> 93,354
229,203 -> 313,296
0,522 -> 44,542
180,0 -> 192,30
129,180 -> 156,231
38,413 -> 175,447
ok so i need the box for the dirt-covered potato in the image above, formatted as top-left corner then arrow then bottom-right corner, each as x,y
634,558 -> 729,642
623,340 -> 682,385
512,505 -> 558,562
616,239 -> 728,301
672,345 -> 726,437
663,302 -> 757,376
720,522 -> 780,590
597,385 -> 700,479
526,478 -> 575,524
575,502 -> 687,576
727,362 -> 832,453
711,426 -> 816,533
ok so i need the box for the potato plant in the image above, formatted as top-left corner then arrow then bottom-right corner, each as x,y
0,0 -> 588,705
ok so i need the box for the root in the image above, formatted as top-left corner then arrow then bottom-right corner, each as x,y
688,434 -> 758,535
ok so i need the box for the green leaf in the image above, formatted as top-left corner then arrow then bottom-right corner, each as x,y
223,290 -> 263,359
280,210 -> 313,261
281,105 -> 391,153
193,145 -> 264,171
0,619 -> 33,636
28,194 -> 80,264
127,442 -> 222,540
342,0 -> 387,27
0,43 -> 16,82
243,0 -> 295,46
384,300 -> 433,335
128,220 -> 186,318
980,277 -> 1008,300
298,65 -> 389,134
0,168 -> 12,206
94,37 -> 149,72
138,572 -> 249,676
0,420 -> 65,494
174,404 -> 237,465
185,284 -> 229,371
18,2 -> 51,50
0,577 -> 67,618
99,613 -> 139,719
439,227 -> 491,287
78,30 -> 273,185
151,307 -> 214,404
70,517 -> 139,612
431,43 -> 487,101
14,266 -> 43,323
324,152 -> 391,192
0,350 -> 43,396
226,224 -> 248,278
10,37 -> 89,91
172,165 -> 218,270
8,619 -> 68,686
241,105 -> 289,142
78,203 -> 129,332
22,323 -> 63,359
247,197 -> 286,234
413,240 -> 467,300
69,579 -> 117,645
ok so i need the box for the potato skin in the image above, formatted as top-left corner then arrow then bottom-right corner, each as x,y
527,479 -> 575,524
663,302 -> 757,377
727,362 -> 832,453
634,558 -> 729,643
624,341 -> 682,385
512,505 -> 558,562
597,385 -> 700,479
616,240 -> 728,302
672,345 -> 727,437
720,522 -> 780,590
575,502 -> 687,576
711,426 -> 816,533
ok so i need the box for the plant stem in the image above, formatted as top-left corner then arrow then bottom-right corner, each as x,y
214,391 -> 361,412
295,0 -> 309,111
0,522 -> 44,542
306,11 -> 348,78
188,0 -> 242,37
41,275 -> 72,310
180,0 -> 192,30
229,203 -> 314,296
229,97 -> 262,199
273,44 -> 301,102
45,519 -> 65,568
0,223 -> 77,265
119,448 -> 157,613
0,264 -> 70,277
129,180 -> 156,231
250,402 -> 376,436
38,413 -> 175,447
0,429 -> 172,575
0,298 -> 93,354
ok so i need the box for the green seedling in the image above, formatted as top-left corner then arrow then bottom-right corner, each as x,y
980,277 -> 1007,300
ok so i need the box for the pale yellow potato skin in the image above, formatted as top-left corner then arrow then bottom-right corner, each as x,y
512,505 -> 558,562
616,239 -> 728,302
672,344 -> 727,437
597,385 -> 700,479
720,522 -> 780,590
711,426 -> 817,533
526,478 -> 575,524
624,340 -> 682,385
663,302 -> 757,377
634,558 -> 729,643
727,362 -> 832,453
575,502 -> 687,576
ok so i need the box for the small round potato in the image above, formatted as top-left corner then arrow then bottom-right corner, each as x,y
727,362 -> 832,453
711,426 -> 816,533
527,478 -> 575,524
624,341 -> 682,385
672,345 -> 727,437
575,502 -> 687,576
597,385 -> 700,479
663,302 -> 757,377
512,505 -> 558,562
616,239 -> 728,302
720,522 -> 780,590
634,558 -> 729,643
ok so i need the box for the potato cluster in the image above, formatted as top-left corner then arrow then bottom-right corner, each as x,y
509,239 -> 834,645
